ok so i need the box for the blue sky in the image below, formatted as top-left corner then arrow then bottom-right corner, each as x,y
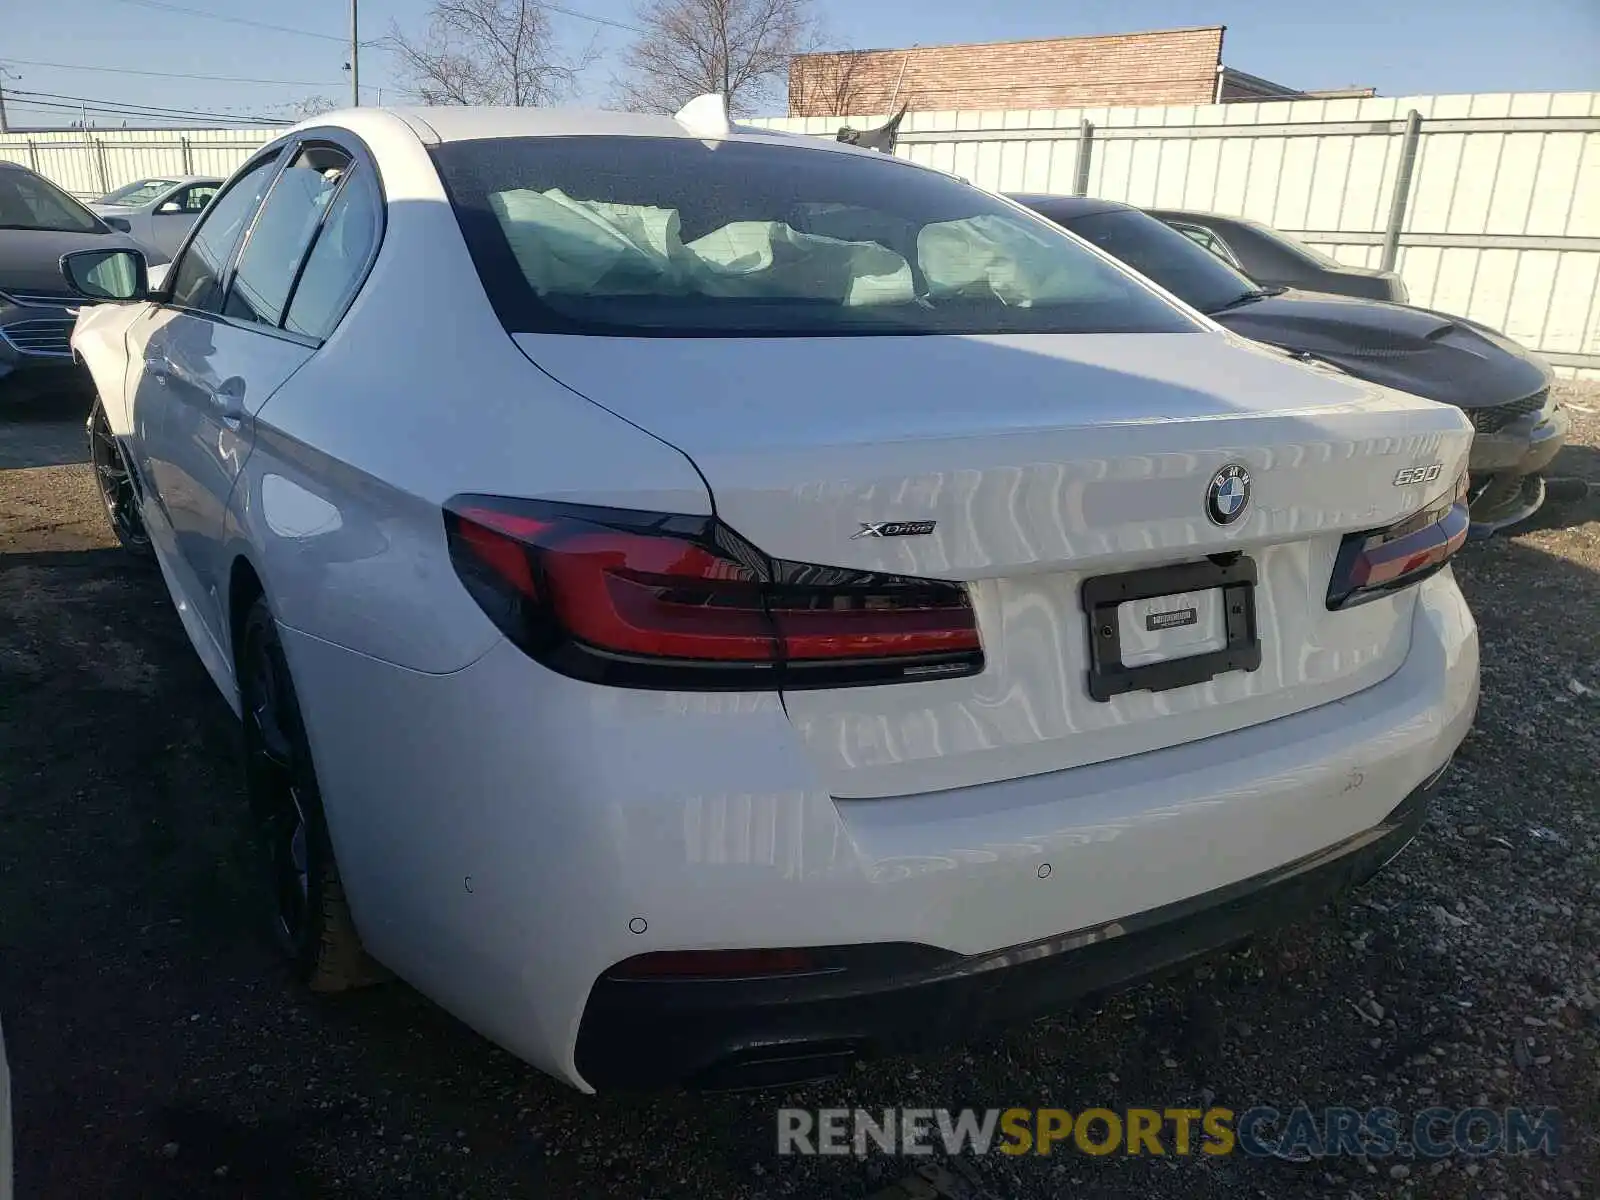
3,0 -> 1597,128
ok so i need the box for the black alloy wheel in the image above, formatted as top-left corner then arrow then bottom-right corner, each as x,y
87,403 -> 152,557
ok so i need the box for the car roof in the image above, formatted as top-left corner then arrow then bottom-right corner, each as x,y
392,105 -> 719,142
313,105 -> 872,153
1147,208 -> 1249,228
113,174 -> 221,187
1008,193 -> 1134,219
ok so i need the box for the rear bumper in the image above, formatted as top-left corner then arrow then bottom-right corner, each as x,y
1466,401 -> 1570,535
284,571 -> 1478,1093
1468,400 -> 1570,476
1465,400 -> 1569,536
576,764 -> 1445,1091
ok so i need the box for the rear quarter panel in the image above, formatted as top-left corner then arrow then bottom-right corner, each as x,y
230,114 -> 712,676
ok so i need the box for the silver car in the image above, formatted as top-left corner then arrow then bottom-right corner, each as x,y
90,175 -> 221,260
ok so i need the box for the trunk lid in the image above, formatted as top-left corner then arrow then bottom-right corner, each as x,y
515,329 -> 1473,798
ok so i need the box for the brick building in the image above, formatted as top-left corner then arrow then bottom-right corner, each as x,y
788,26 -> 1371,118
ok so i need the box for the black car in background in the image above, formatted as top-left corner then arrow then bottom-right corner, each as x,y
1148,207 -> 1410,304
0,162 -> 148,402
1015,193 -> 1568,535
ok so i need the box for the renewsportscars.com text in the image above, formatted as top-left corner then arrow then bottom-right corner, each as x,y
776,1106 -> 1561,1159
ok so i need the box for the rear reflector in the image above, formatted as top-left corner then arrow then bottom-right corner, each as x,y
444,497 -> 982,690
1326,474 -> 1469,610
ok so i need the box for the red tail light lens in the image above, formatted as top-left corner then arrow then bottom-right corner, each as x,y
443,497 -> 982,690
1326,474 -> 1469,610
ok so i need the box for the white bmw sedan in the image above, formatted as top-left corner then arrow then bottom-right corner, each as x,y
63,102 -> 1478,1093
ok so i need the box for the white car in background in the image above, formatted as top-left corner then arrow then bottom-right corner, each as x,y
62,101 -> 1478,1094
90,175 -> 221,260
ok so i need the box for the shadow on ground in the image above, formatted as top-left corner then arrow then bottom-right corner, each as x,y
2,467 -> 1597,1199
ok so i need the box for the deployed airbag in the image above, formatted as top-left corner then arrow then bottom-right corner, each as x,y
919,215 -> 1115,307
487,188 -> 915,306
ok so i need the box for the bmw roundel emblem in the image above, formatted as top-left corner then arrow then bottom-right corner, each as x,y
1205,463 -> 1252,526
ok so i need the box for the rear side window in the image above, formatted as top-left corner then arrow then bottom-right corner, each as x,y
431,136 -> 1197,337
169,152 -> 281,313
284,164 -> 381,339
225,145 -> 351,329
1172,223 -> 1239,267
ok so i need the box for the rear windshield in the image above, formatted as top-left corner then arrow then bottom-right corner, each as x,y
1246,219 -> 1344,269
1053,209 -> 1262,316
99,179 -> 178,207
430,136 -> 1198,337
0,169 -> 103,234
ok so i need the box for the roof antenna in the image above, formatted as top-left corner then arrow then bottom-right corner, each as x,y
674,92 -> 732,139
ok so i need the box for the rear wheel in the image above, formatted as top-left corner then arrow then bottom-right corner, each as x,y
87,403 -> 152,558
238,598 -> 384,992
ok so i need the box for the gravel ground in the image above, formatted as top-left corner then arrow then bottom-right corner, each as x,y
1,382 -> 1597,1200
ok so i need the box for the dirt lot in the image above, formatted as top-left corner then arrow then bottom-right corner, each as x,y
2,383 -> 1598,1200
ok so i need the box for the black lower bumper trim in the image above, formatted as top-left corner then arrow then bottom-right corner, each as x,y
1468,472 -> 1545,538
574,764 -> 1449,1092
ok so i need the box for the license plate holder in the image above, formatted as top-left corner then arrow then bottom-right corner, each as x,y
1082,557 -> 1261,702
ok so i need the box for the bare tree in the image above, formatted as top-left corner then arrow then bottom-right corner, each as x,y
789,48 -> 867,118
615,0 -> 821,117
388,0 -> 594,106
289,95 -> 339,120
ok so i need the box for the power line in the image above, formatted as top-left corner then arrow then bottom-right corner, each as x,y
12,100 -> 288,128
13,87 -> 288,122
0,56 -> 359,90
109,0 -> 643,41
544,3 -> 645,35
5,102 -> 275,129
10,88 -> 292,125
98,0 -> 350,44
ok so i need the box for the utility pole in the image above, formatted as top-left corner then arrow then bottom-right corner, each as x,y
0,65 -> 17,133
349,0 -> 360,107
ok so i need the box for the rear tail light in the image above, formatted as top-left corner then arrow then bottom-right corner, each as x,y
1326,473 -> 1469,610
443,496 -> 983,690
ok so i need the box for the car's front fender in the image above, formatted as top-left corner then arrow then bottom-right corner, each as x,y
71,301 -> 151,433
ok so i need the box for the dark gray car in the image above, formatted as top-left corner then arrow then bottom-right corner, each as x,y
0,162 -> 148,401
1015,194 -> 1568,534
1148,207 -> 1410,304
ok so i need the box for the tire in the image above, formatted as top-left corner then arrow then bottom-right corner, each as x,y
86,402 -> 153,559
237,598 -> 387,992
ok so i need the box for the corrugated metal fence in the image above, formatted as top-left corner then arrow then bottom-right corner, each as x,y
752,91 -> 1600,378
0,127 -> 277,200
4,92 -> 1597,376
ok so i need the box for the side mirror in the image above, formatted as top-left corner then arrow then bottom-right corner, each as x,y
157,200 -> 182,215
60,247 -> 148,302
